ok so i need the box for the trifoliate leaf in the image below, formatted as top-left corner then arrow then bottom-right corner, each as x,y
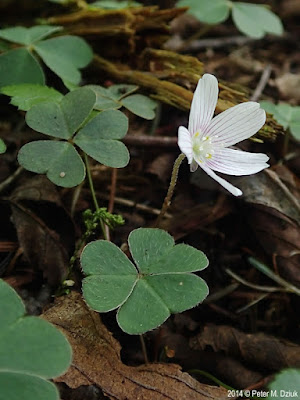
176,0 -> 230,24
0,139 -> 6,154
268,369 -> 300,399
0,26 -> 62,46
121,94 -> 157,120
0,48 -> 44,88
81,228 -> 209,334
259,101 -> 277,116
0,279 -> 72,400
25,88 -> 96,139
18,140 -> 86,187
34,36 -> 93,86
232,2 -> 283,39
290,107 -> 300,140
82,240 -> 138,312
260,101 -> 300,140
74,109 -> 130,168
1,84 -> 63,111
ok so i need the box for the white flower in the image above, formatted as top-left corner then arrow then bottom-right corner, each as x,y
178,74 -> 269,196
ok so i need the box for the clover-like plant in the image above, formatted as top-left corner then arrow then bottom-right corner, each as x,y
87,84 -> 157,120
0,279 -> 72,400
268,368 -> 300,399
18,87 -> 129,187
176,0 -> 283,39
81,228 -> 209,334
1,83 -> 63,111
0,25 -> 93,88
260,101 -> 300,141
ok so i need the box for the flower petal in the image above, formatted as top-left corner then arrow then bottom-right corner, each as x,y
188,74 -> 218,135
206,147 -> 269,176
207,102 -> 266,147
200,164 -> 243,196
178,126 -> 193,163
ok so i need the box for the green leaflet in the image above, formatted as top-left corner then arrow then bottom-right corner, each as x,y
81,228 -> 209,334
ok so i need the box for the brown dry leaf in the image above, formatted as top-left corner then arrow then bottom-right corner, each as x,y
154,323 -> 263,389
275,73 -> 300,102
238,166 -> 300,286
9,176 -> 74,285
43,292 -> 227,400
190,324 -> 300,372
160,194 -> 234,240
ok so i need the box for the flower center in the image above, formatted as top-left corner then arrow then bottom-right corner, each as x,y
192,132 -> 214,163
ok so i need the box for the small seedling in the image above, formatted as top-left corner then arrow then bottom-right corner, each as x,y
81,228 -> 209,334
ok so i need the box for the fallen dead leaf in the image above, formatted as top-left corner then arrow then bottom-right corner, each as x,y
190,324 -> 300,372
43,292 -> 227,400
160,194 -> 233,240
239,166 -> 300,286
275,73 -> 300,102
9,176 -> 74,285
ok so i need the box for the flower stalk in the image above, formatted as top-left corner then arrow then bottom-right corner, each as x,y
155,153 -> 185,227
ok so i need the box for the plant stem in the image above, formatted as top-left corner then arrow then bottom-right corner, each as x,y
155,153 -> 185,227
83,153 -> 108,240
84,153 -> 99,210
139,334 -> 149,364
188,369 -> 234,391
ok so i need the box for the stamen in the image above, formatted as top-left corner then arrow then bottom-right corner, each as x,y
192,134 -> 214,164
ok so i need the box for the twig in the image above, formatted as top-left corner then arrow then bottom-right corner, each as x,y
0,166 -> 23,194
236,293 -> 270,314
248,257 -> 300,296
100,194 -> 171,217
177,36 -> 255,52
175,25 -> 212,52
123,135 -> 177,148
225,268 -> 284,293
204,283 -> 239,303
70,181 -> 84,217
139,335 -> 149,364
250,64 -> 272,102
